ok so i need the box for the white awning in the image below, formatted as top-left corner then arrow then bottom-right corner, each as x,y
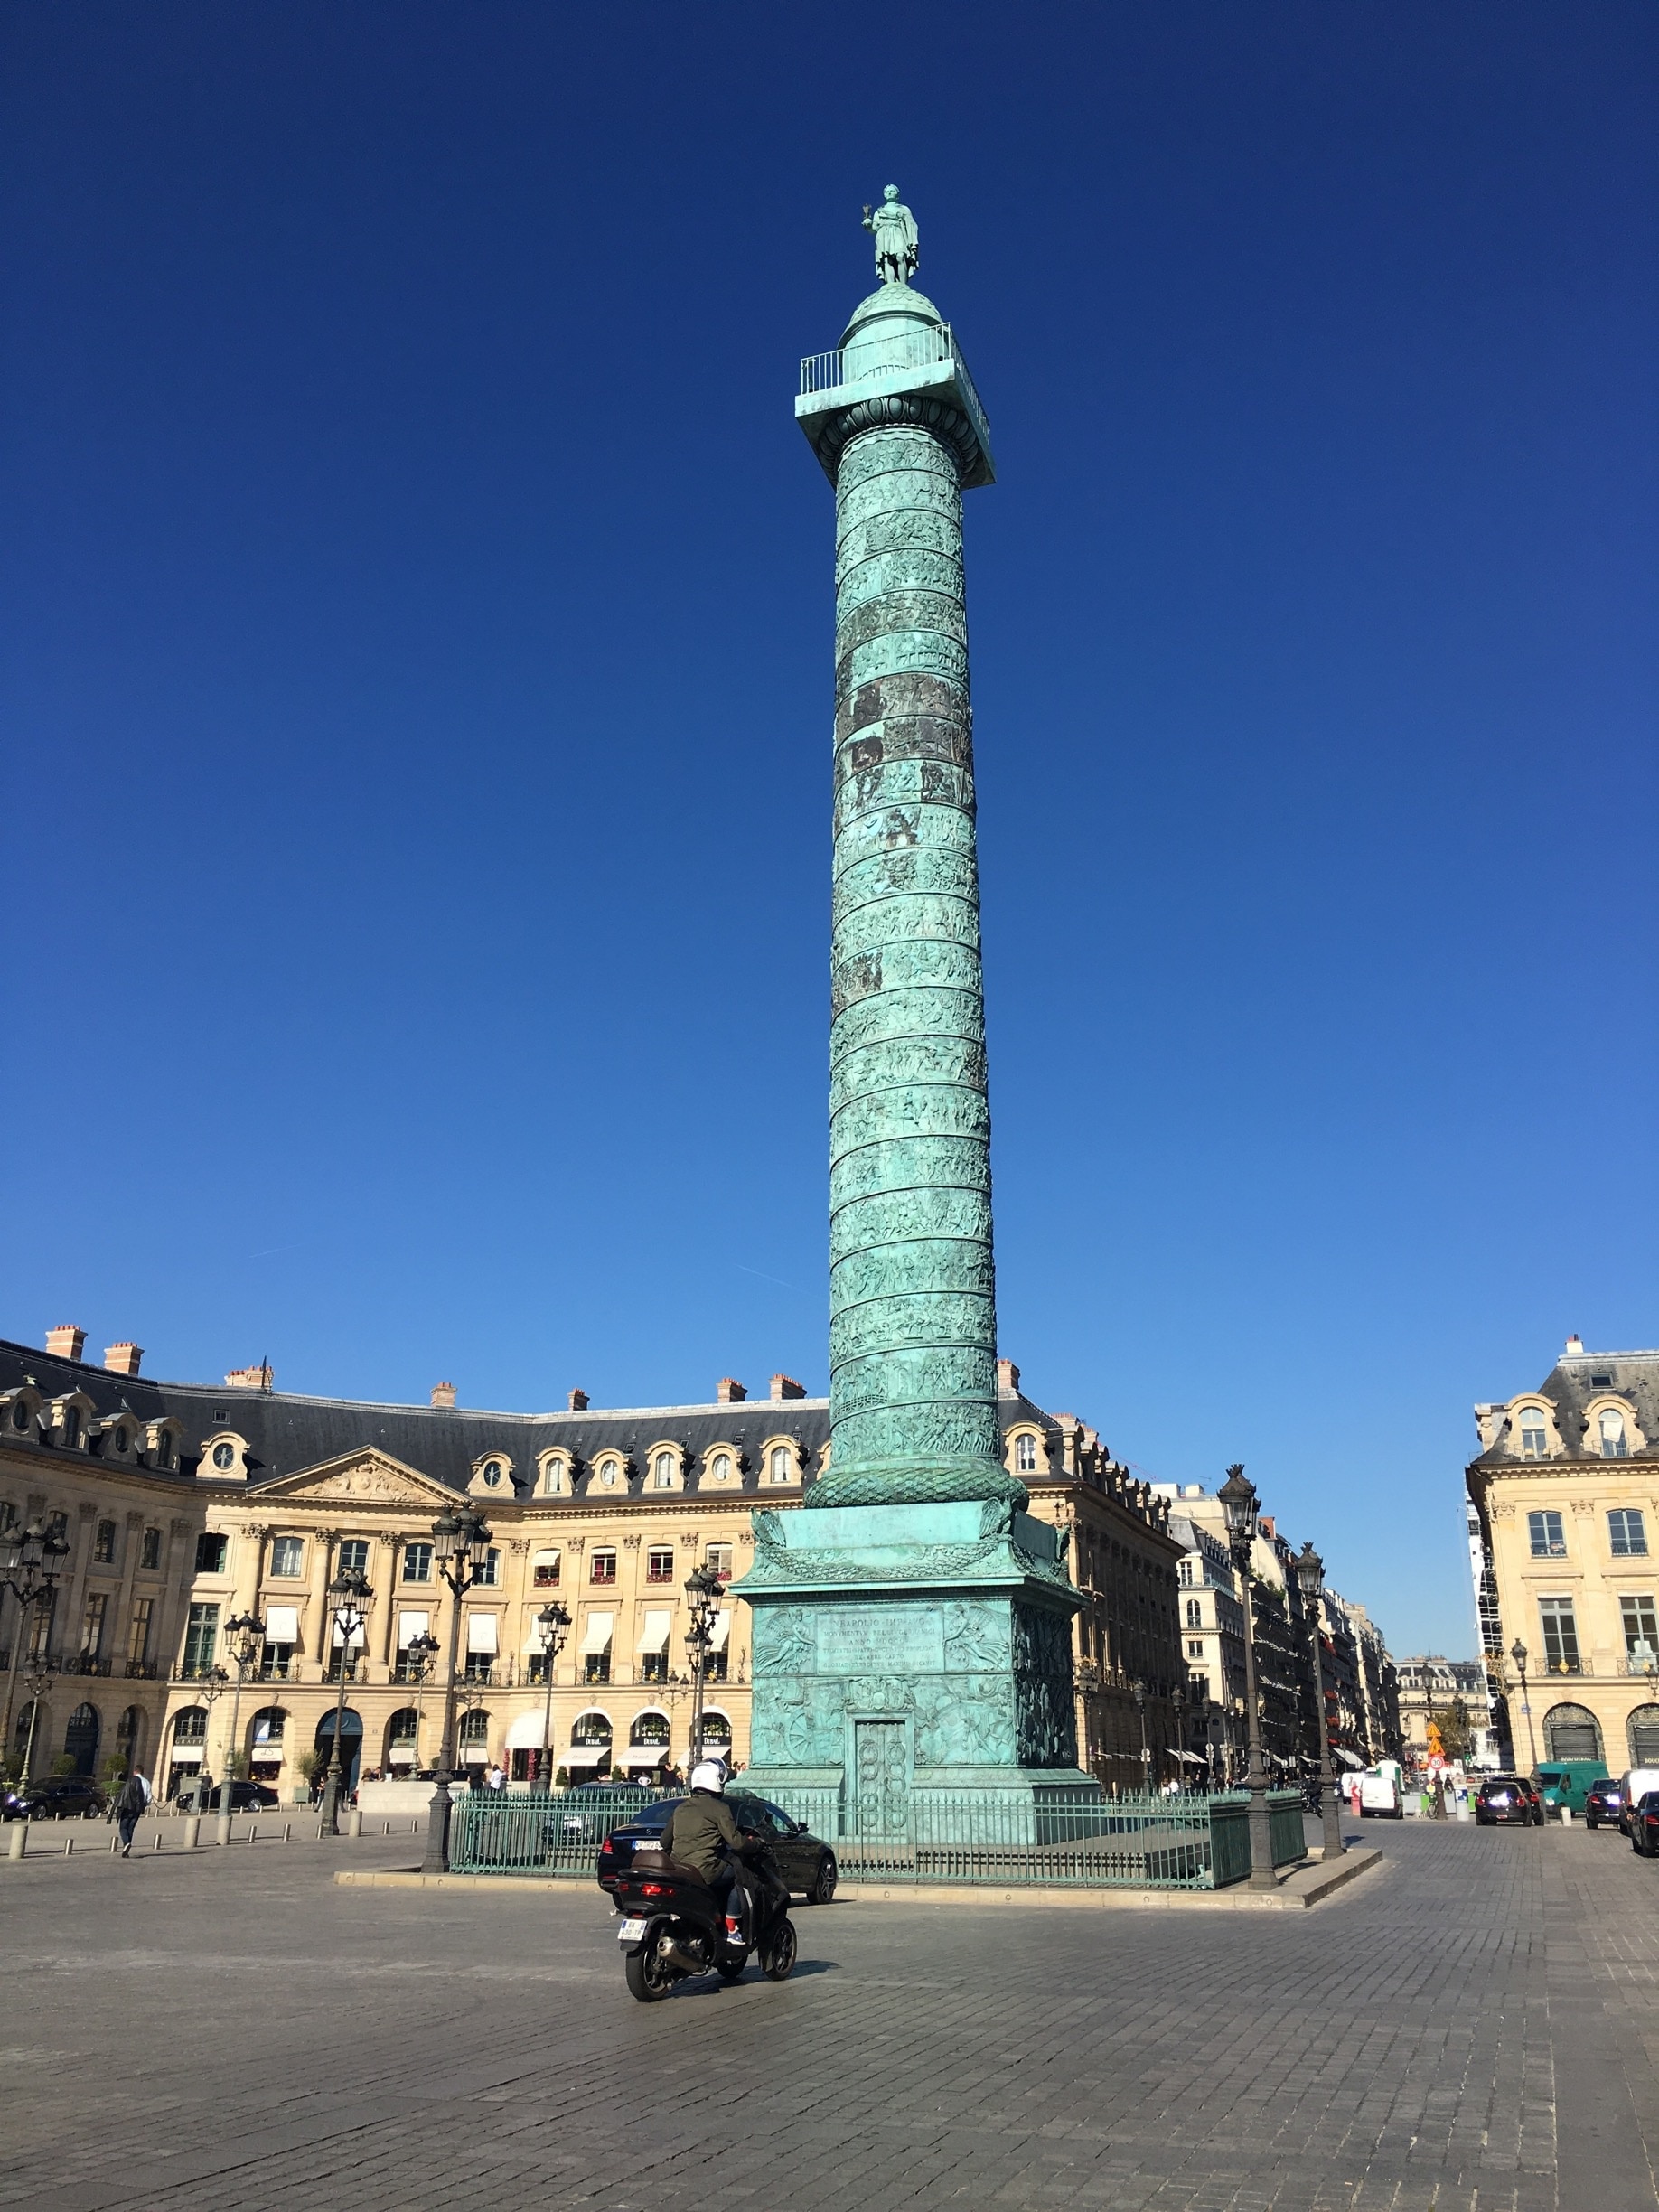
581,1610 -> 614,1654
398,1610 -> 429,1646
170,1747 -> 202,1765
709,1611 -> 731,1651
506,1711 -> 552,1750
466,1615 -> 498,1654
264,1607 -> 299,1645
332,1616 -> 366,1649
532,1549 -> 560,1574
638,1609 -> 672,1654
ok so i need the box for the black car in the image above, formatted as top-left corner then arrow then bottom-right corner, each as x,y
598,1792 -> 838,1906
1629,1791 -> 1659,1856
208,1780 -> 280,1812
1474,1775 -> 1543,1827
1585,1778 -> 1626,1831
3,1776 -> 109,1821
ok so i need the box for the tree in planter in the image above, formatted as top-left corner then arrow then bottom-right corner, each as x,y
295,1748 -> 330,1800
554,1767 -> 569,1789
51,1753 -> 79,1777
1439,1697 -> 1475,1764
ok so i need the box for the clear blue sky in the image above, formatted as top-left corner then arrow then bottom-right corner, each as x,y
5,5 -> 1654,1657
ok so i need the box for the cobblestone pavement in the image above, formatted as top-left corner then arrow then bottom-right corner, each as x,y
4,1815 -> 1655,2212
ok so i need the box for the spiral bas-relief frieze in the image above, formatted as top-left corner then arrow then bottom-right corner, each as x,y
830,1130 -> 989,1205
830,1290 -> 996,1365
831,1238 -> 994,1309
831,984 -> 983,1064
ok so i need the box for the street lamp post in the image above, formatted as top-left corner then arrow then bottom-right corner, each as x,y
1170,1685 -> 1186,1790
1133,1679 -> 1149,1795
16,1657 -> 55,1790
0,1516 -> 72,1757
214,1612 -> 267,1844
420,1505 -> 494,1874
192,1667 -> 229,1811
535,1601 -> 571,1788
682,1564 -> 723,1770
402,1629 -> 439,1773
1293,1542 -> 1345,1861
319,1569 -> 373,1835
1219,1464 -> 1278,1891
1510,1638 -> 1538,1771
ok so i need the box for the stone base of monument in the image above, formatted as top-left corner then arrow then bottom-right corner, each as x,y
737,1487 -> 1101,1845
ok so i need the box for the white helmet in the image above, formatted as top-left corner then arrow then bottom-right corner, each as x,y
689,1760 -> 726,1795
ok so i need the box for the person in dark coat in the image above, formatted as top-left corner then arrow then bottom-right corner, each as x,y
111,1770 -> 148,1856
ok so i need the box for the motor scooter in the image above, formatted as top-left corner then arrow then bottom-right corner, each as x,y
612,1835 -> 797,2002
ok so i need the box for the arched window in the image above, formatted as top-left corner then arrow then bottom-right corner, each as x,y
629,1710 -> 670,1748
701,1709 -> 733,1748
64,1703 -> 100,1776
653,1452 -> 675,1489
14,1701 -> 43,1755
116,1704 -> 141,1749
11,1398 -> 30,1431
387,1709 -> 420,1763
250,1707 -> 286,1746
1542,1701 -> 1603,1763
599,1458 -> 620,1487
458,1710 -> 490,1757
61,1406 -> 81,1448
1628,1705 -> 1659,1767
542,1457 -> 567,1495
769,1447 -> 793,1485
1599,1409 -> 1629,1459
1015,1433 -> 1038,1473
570,1710 -> 613,1748
1519,1409 -> 1548,1459
709,1452 -> 731,1481
172,1707 -> 209,1745
154,1430 -> 173,1469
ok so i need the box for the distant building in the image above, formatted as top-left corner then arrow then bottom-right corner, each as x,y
1395,1654 -> 1496,1767
1467,1336 -> 1659,1776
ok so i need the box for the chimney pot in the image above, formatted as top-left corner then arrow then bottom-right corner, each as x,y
45,1326 -> 86,1362
1565,1334 -> 1584,1356
104,1343 -> 144,1377
996,1357 -> 1021,1395
717,1377 -> 747,1404
430,1381 -> 456,1410
224,1363 -> 273,1392
769,1373 -> 807,1401
567,1388 -> 589,1412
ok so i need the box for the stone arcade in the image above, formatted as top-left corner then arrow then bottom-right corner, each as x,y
737,196 -> 1095,1834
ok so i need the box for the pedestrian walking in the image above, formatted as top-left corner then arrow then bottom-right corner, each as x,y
109,1769 -> 148,1856
485,1762 -> 505,1794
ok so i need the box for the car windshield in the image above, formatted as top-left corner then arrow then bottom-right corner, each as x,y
628,1799 -> 680,1832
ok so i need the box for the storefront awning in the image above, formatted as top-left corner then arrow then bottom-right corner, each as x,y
638,1609 -> 671,1654
581,1610 -> 614,1654
465,1614 -> 498,1654
264,1606 -> 299,1645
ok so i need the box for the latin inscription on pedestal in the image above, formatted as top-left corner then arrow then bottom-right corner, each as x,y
816,1605 -> 944,1676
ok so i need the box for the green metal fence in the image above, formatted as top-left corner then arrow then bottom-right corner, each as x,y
446,1783 -> 1309,1889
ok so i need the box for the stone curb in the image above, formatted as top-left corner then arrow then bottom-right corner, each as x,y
335,1847 -> 1382,1910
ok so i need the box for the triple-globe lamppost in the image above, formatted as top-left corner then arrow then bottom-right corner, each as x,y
682,1563 -> 724,1770
214,1611 -> 267,1843
534,1600 -> 572,1788
422,1504 -> 495,1873
401,1628 -> 440,1772
1510,1638 -> 1539,1771
1218,1464 -> 1278,1892
1293,1542 -> 1345,1860
319,1568 -> 373,1835
0,1516 -> 71,1757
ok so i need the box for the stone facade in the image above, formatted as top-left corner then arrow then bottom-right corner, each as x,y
1467,1336 -> 1659,1775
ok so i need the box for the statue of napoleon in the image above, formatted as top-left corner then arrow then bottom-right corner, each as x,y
863,185 -> 918,285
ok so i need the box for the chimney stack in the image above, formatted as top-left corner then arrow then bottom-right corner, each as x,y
770,1373 -> 807,1401
430,1381 -> 456,1409
996,1357 -> 1021,1396
1565,1333 -> 1584,1357
567,1388 -> 589,1412
225,1362 -> 273,1392
717,1377 -> 747,1404
45,1325 -> 86,1363
104,1343 -> 144,1377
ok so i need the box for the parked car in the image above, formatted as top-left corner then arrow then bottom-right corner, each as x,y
1474,1775 -> 1542,1827
558,1782 -> 662,1844
208,1780 -> 280,1812
1532,1761 -> 1610,1819
1618,1770 -> 1659,1835
597,1791 -> 839,1905
1585,1778 -> 1626,1830
3,1776 -> 109,1821
1357,1767 -> 1403,1818
1629,1791 -> 1659,1856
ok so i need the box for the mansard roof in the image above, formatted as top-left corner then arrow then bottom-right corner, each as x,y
1469,1344 -> 1659,1469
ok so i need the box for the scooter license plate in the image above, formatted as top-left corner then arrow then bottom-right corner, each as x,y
617,1917 -> 648,1940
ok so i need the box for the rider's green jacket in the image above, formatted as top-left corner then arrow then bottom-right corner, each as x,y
661,1791 -> 741,1881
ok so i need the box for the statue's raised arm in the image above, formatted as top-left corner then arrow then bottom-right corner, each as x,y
863,185 -> 919,286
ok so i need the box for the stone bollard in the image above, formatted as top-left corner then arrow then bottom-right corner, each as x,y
1561,1805 -> 1573,1826
63,1833 -> 74,1856
347,1807 -> 363,1839
182,1814 -> 201,1850
216,1811 -> 234,1848
7,1821 -> 27,1861
282,1822 -> 292,1842
248,1823 -> 258,1844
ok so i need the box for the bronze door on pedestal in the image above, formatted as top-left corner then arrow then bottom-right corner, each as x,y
853,1720 -> 909,1840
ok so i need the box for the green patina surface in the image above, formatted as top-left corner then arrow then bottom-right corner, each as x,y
740,205 -> 1092,1832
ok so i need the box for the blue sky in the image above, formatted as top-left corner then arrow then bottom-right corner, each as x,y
4,5 -> 1654,1656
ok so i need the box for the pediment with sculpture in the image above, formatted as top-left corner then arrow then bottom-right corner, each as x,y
254,1448 -> 458,1510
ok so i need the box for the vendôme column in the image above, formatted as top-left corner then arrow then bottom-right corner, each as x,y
738,192 -> 1090,1834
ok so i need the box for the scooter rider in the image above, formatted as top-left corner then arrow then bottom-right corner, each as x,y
661,1761 -> 784,1938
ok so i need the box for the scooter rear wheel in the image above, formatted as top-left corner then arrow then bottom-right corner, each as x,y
625,1945 -> 677,2003
717,1955 -> 745,1982
761,1917 -> 797,1981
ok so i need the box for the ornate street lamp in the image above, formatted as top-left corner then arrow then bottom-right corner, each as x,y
1219,1463 -> 1277,1891
401,1628 -> 439,1774
682,1563 -> 724,1770
1170,1685 -> 1186,1792
1132,1678 -> 1150,1795
1510,1638 -> 1538,1771
189,1666 -> 229,1812
1293,1542 -> 1344,1861
420,1505 -> 494,1873
319,1568 -> 373,1835
214,1611 -> 267,1844
0,1515 -> 71,1754
535,1601 -> 571,1789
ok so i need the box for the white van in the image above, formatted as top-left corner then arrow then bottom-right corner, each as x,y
1620,1769 -> 1659,1833
1358,1767 -> 1403,1818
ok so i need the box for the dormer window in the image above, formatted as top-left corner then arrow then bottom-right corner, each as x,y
541,1457 -> 567,1495
1599,1410 -> 1629,1460
61,1406 -> 80,1448
10,1398 -> 30,1432
710,1452 -> 731,1481
599,1459 -> 620,1487
654,1452 -> 675,1490
1016,1433 -> 1038,1473
111,1425 -> 129,1456
211,1443 -> 235,1470
481,1459 -> 502,1488
769,1447 -> 793,1485
1519,1410 -> 1548,1459
153,1429 -> 174,1469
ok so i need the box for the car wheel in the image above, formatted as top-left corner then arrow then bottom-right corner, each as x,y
804,1852 -> 838,1906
